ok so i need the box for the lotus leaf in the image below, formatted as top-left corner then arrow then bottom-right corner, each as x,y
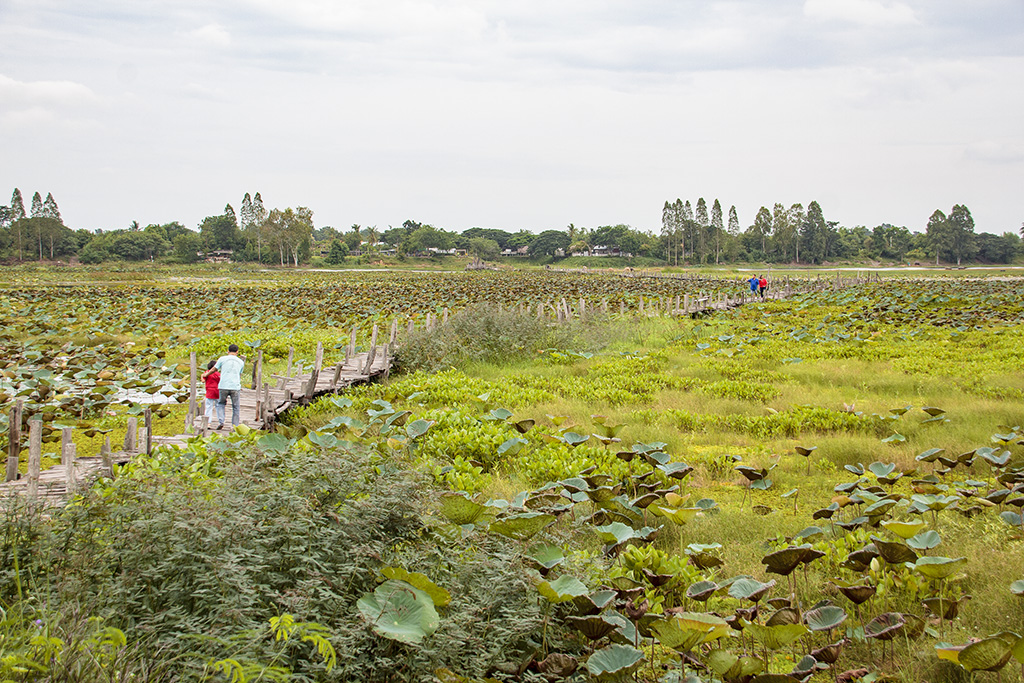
729,578 -> 776,603
761,545 -> 823,577
870,536 -> 919,564
951,632 -> 1019,672
805,606 -> 848,632
914,556 -> 967,580
922,406 -> 946,416
880,519 -> 926,539
381,567 -> 450,607
257,433 -> 292,454
566,615 -> 618,641
922,596 -> 969,620
489,512 -> 555,540
658,462 -> 694,479
810,640 -> 847,665
833,582 -> 876,605
881,432 -> 906,443
657,506 -> 701,525
1011,580 -> 1024,596
765,607 -> 801,626
745,622 -> 808,650
526,544 -> 565,575
538,575 -> 589,603
585,644 -> 644,680
906,530 -> 942,551
651,613 -> 730,651
439,493 -> 489,525
706,649 -> 764,681
868,462 -> 897,478
356,580 -> 439,645
686,580 -> 719,602
864,612 -> 905,641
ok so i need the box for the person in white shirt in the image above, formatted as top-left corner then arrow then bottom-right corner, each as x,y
214,344 -> 246,429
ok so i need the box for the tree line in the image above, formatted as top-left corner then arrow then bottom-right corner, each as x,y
1,187 -> 1020,265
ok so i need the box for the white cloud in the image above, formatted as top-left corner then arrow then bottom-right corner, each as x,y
0,73 -> 99,108
803,0 -> 917,26
187,23 -> 231,47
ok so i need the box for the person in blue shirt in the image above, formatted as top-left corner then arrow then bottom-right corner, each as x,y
214,344 -> 246,429
748,275 -> 760,295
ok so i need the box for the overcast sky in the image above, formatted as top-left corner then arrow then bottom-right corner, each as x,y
1,0 -> 1022,236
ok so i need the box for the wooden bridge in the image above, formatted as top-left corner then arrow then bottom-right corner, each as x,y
2,276 -> 817,506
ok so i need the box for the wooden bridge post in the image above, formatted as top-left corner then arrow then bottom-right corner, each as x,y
390,319 -> 398,346
579,297 -> 586,318
262,383 -> 270,424
619,300 -> 625,316
100,436 -> 113,475
189,351 -> 197,425
59,425 -> 75,482
124,417 -> 138,453
349,327 -> 357,357
253,350 -> 263,391
407,319 -> 415,337
144,408 -> 153,455
286,347 -> 294,378
65,442 -> 78,490
26,419 -> 42,498
363,325 -> 379,374
305,342 -> 324,399
683,294 -> 690,314
639,296 -> 645,315
443,308 -> 449,324
331,362 -> 344,389
5,400 -> 22,482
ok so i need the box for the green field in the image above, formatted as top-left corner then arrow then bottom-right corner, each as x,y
2,267 -> 1023,682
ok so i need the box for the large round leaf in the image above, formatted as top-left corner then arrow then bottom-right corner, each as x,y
729,578 -> 776,603
651,613 -> 730,651
880,519 -> 926,539
356,580 -> 439,645
489,512 -> 555,540
906,530 -> 942,551
745,622 -> 809,651
707,649 -> 764,680
439,493 -> 489,525
538,575 -> 589,603
805,606 -> 848,632
381,567 -> 450,607
586,644 -> 644,679
957,633 -> 1019,672
865,612 -> 905,641
914,556 -> 967,580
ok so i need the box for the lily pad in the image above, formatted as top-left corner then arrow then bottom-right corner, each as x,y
914,556 -> 967,580
538,575 -> 589,603
586,644 -> 644,680
356,580 -> 439,645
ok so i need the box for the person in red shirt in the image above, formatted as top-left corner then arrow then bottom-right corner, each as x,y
200,360 -> 220,421
758,276 -> 768,298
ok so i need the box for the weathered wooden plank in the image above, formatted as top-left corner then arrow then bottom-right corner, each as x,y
5,400 -> 22,482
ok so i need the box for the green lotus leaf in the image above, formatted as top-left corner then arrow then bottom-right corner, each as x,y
405,418 -> 434,439
922,406 -> 946,416
916,447 -> 945,462
765,607 -> 801,627
489,512 -> 555,540
657,506 -> 701,525
585,644 -> 644,680
868,462 -> 897,478
566,614 -> 619,641
864,612 -> 905,641
881,432 -> 906,443
306,430 -> 338,449
880,519 -> 926,539
381,567 -> 450,607
439,493 -> 489,525
562,431 -> 590,447
870,536 -> 919,564
957,633 -> 1019,672
658,462 -> 694,479
794,445 -> 817,456
1000,511 -> 1023,527
1011,580 -> 1024,596
907,530 -> 942,551
804,605 -> 848,632
745,622 -> 808,651
914,556 -> 968,580
527,543 -> 565,574
761,545 -> 823,577
603,610 -> 640,646
686,580 -> 719,602
538,575 -> 589,603
356,580 -> 439,645
706,649 -> 764,680
729,578 -> 776,603
651,613 -> 730,651
497,436 -> 528,456
257,433 -> 292,454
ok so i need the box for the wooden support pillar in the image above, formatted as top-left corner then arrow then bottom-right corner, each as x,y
144,408 -> 153,455
287,346 -> 295,378
200,415 -> 209,437
443,308 -> 449,324
683,294 -> 690,313
639,297 -> 645,315
390,319 -> 398,346
578,297 -> 586,318
363,324 -> 379,374
253,350 -> 263,391
349,327 -> 357,357
61,428 -> 73,468
262,383 -> 271,424
124,417 -> 138,453
189,351 -> 197,423
306,342 -> 324,399
620,300 -> 625,316
407,319 -> 415,336
100,436 -> 112,475
5,400 -> 23,482
602,298 -> 608,314
65,442 -> 78,489
331,362 -> 343,389
26,419 -> 42,498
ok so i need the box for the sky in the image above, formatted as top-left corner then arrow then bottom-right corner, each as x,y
1,0 -> 1022,236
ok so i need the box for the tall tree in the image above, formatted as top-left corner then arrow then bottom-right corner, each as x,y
673,199 -> 685,264
788,204 -> 806,263
10,189 -> 26,222
800,201 -> 826,264
224,203 -> 237,227
695,198 -> 709,263
252,192 -> 267,261
661,201 -> 676,265
946,204 -> 976,266
926,209 -> 949,265
240,193 -> 254,231
710,199 -> 724,264
750,206 -> 772,256
771,203 -> 792,261
30,192 -> 44,218
727,206 -> 740,236
42,193 -> 62,224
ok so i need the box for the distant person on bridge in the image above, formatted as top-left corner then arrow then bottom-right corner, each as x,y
214,344 -> 245,429
748,275 -> 759,296
199,360 -> 220,424
758,276 -> 768,298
